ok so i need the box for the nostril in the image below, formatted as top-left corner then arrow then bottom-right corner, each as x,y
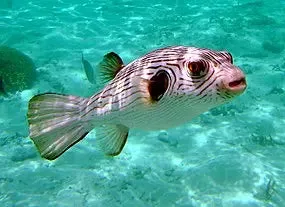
228,78 -> 246,88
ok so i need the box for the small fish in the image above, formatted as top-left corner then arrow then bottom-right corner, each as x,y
81,53 -> 96,84
0,77 -> 7,96
27,46 -> 247,160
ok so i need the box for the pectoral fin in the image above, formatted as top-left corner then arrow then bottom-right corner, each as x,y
96,124 -> 129,156
135,70 -> 170,106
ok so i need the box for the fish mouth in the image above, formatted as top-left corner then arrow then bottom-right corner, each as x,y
227,77 -> 247,94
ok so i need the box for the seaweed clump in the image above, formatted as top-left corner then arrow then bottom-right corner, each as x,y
0,46 -> 37,93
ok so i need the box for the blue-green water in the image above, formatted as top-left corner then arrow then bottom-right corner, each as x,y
1,0 -> 285,206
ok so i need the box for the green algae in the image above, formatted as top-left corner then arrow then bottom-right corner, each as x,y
0,46 -> 37,93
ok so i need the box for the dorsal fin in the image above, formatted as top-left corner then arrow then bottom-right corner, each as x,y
98,52 -> 124,84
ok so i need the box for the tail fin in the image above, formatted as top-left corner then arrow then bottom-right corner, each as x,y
27,93 -> 91,160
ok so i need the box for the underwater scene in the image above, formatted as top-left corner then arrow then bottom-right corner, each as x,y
1,0 -> 285,206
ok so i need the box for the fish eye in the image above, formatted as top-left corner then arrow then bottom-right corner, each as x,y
188,61 -> 205,76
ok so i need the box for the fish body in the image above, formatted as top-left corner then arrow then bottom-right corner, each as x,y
81,53 -> 96,84
27,46 -> 247,160
0,77 -> 7,96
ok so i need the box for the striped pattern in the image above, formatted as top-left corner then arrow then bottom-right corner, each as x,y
80,46 -> 243,130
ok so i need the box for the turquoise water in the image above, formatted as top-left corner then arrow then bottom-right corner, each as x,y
1,0 -> 285,206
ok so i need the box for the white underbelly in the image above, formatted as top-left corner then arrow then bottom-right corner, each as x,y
93,97 -> 212,131
118,105 -> 209,130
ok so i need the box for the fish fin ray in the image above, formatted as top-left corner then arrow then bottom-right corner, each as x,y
135,76 -> 165,105
27,93 -> 91,160
98,52 -> 124,84
96,124 -> 129,156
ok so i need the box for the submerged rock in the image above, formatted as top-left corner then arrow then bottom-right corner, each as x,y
0,46 -> 37,94
157,131 -> 178,147
262,40 -> 284,54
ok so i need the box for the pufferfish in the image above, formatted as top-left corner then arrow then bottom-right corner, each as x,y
27,46 -> 247,160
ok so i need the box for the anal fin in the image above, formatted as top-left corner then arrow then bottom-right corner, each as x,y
96,124 -> 129,156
